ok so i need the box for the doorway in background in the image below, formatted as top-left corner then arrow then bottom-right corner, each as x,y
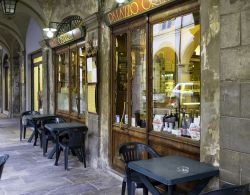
31,52 -> 43,112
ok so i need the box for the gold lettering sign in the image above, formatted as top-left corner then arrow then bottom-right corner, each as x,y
57,32 -> 74,45
48,28 -> 82,48
106,0 -> 173,25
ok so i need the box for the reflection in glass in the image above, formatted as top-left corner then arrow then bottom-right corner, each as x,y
152,12 -> 200,137
79,46 -> 86,117
70,49 -> 78,113
57,52 -> 69,111
131,27 -> 147,128
115,33 -> 128,124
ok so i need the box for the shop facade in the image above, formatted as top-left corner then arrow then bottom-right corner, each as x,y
2,0 -> 250,187
108,0 -> 202,172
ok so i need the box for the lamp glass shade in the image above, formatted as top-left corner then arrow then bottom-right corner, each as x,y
116,0 -> 125,3
43,28 -> 57,32
2,0 -> 18,15
46,31 -> 54,38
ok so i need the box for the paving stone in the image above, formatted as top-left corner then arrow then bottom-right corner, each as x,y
0,118 -> 122,195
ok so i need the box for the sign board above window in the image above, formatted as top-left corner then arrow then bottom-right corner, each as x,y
48,28 -> 83,48
106,0 -> 177,25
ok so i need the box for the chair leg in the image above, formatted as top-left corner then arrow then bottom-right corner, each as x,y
43,134 -> 47,156
143,187 -> 148,195
64,147 -> 69,170
20,120 -> 23,141
55,147 -> 62,166
39,133 -> 43,148
121,179 -> 126,195
45,138 -> 49,153
82,147 -> 86,168
131,182 -> 136,195
23,127 -> 26,139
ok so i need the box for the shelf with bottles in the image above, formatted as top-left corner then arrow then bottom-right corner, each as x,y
152,107 -> 200,141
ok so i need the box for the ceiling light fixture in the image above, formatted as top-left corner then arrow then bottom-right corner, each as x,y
1,0 -> 19,15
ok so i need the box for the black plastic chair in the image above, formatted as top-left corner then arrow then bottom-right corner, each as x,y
119,142 -> 161,195
20,111 -> 40,141
201,184 -> 249,195
58,127 -> 88,170
0,154 -> 9,179
38,117 -> 66,156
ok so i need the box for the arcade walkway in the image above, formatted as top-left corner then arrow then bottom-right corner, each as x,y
0,118 -> 122,195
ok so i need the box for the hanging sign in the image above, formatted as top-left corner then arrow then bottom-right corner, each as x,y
48,28 -> 82,48
106,0 -> 176,25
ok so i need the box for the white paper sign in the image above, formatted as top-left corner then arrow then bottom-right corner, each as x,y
87,58 -> 93,71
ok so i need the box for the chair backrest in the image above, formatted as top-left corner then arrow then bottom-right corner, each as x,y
64,127 -> 88,148
119,142 -> 160,165
21,111 -> 40,117
0,154 -> 9,179
201,184 -> 249,195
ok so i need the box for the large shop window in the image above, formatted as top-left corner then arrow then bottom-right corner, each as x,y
56,43 -> 87,120
152,12 -> 200,140
113,11 -> 200,141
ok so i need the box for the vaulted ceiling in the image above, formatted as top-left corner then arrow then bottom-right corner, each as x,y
0,0 -> 46,52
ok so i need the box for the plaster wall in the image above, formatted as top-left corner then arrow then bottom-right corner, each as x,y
25,17 -> 43,111
219,0 -> 250,185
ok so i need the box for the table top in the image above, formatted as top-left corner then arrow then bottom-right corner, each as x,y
26,114 -> 56,121
128,156 -> 219,185
45,122 -> 87,133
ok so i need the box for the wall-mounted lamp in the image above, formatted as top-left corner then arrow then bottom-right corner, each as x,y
43,27 -> 57,38
116,0 -> 125,3
1,0 -> 19,15
43,21 -> 72,39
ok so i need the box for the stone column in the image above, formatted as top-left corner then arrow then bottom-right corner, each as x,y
200,0 -> 220,165
84,13 -> 101,168
40,40 -> 54,114
11,51 -> 22,117
19,51 -> 26,113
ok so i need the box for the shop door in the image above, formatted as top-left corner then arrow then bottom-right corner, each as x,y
111,18 -> 149,171
32,55 -> 43,112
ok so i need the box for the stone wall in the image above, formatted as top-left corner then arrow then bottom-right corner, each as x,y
200,0 -> 220,166
220,0 -> 250,185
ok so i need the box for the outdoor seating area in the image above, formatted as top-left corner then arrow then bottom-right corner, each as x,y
0,113 -> 249,194
20,111 -> 88,170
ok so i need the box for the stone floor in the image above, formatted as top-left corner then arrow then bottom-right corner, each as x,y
0,118 -> 123,195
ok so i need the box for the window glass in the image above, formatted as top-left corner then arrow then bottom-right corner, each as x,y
114,33 -> 128,124
79,46 -> 87,117
131,27 -> 147,128
70,49 -> 78,113
57,52 -> 69,111
152,12 -> 200,140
